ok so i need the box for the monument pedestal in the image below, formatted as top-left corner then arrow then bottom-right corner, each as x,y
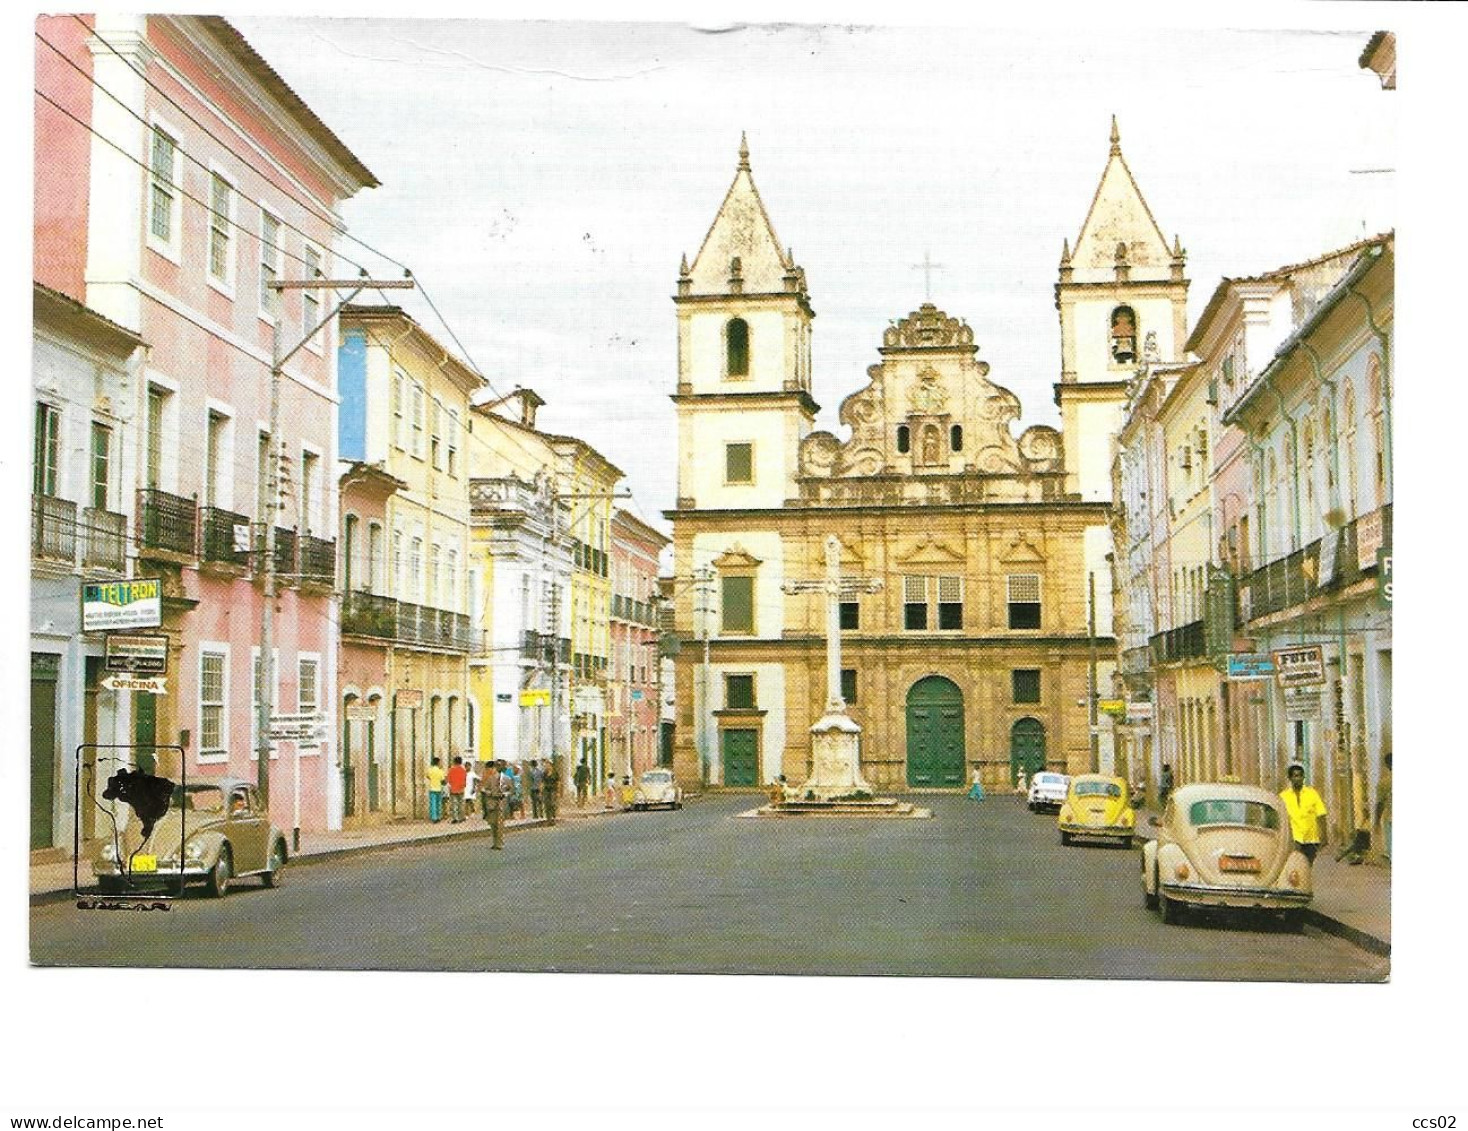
798,711 -> 873,800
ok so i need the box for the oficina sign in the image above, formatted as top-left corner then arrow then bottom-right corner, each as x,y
81,578 -> 162,632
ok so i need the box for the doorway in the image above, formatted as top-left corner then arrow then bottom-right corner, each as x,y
906,676 -> 965,787
1010,717 -> 1046,782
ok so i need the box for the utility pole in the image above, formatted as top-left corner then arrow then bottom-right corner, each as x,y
692,565 -> 715,785
256,272 -> 414,811
1088,570 -> 1100,774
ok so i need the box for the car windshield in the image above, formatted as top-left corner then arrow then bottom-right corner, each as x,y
1187,799 -> 1280,830
1036,775 -> 1064,786
1074,781 -> 1121,798
642,771 -> 673,784
171,784 -> 225,814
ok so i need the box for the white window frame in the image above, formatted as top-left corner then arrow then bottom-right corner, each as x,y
146,116 -> 183,263
297,653 -> 322,755
202,400 -> 235,511
368,521 -> 385,594
300,443 -> 324,536
301,243 -> 324,353
258,204 -> 283,323
33,400 -> 62,497
391,371 -> 406,450
431,397 -> 444,470
143,374 -> 181,494
205,164 -> 237,295
446,409 -> 459,478
411,384 -> 426,460
197,643 -> 230,765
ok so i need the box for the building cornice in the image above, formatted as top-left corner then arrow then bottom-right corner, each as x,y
670,389 -> 820,416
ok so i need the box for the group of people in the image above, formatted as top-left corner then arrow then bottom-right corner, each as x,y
423,755 -> 564,848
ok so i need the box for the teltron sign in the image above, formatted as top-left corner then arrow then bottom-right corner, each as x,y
82,578 -> 162,632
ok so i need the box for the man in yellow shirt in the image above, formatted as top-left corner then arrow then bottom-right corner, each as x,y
425,758 -> 447,823
1281,762 -> 1328,862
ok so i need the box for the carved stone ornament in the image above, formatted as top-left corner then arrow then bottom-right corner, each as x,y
882,303 -> 976,350
712,543 -> 763,570
908,366 -> 949,415
798,432 -> 841,478
1017,425 -> 1064,472
999,534 -> 1046,565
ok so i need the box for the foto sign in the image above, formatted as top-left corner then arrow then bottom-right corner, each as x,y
105,633 -> 169,675
82,578 -> 162,632
1227,653 -> 1276,681
1273,645 -> 1325,688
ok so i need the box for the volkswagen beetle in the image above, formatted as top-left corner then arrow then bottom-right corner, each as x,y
93,777 -> 288,897
631,767 -> 682,811
1058,773 -> 1135,847
1141,781 -> 1312,925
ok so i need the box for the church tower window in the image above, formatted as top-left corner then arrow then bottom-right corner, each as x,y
720,574 -> 754,635
726,318 -> 750,378
725,442 -> 753,484
950,425 -> 963,452
1110,306 -> 1138,364
896,425 -> 910,454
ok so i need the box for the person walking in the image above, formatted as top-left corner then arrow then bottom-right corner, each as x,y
485,759 -> 508,849
542,758 -> 560,824
1281,762 -> 1328,863
528,759 -> 545,820
605,771 -> 618,811
574,759 -> 591,808
1015,767 -> 1028,797
1159,763 -> 1175,809
967,766 -> 985,801
464,757 -> 480,814
446,756 -> 468,824
508,763 -> 525,818
1373,752 -> 1392,863
425,757 -> 447,823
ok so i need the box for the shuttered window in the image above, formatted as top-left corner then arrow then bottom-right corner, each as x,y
721,575 -> 754,635
1007,573 -> 1042,629
725,442 -> 753,484
903,575 -> 928,630
938,575 -> 963,630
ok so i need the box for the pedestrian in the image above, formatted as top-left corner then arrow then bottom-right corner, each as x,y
1280,762 -> 1328,864
574,759 -> 591,807
528,759 -> 545,820
425,757 -> 447,823
769,775 -> 786,808
1159,763 -> 1175,808
486,759 -> 508,849
605,771 -> 618,811
1015,768 -> 1028,797
464,757 -> 480,812
478,760 -> 496,822
967,766 -> 985,801
621,775 -> 635,809
447,756 -> 468,824
508,762 -> 525,818
1373,752 -> 1392,863
542,758 -> 560,824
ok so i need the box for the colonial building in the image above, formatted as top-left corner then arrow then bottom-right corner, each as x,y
665,133 -> 1172,791
34,15 -> 378,835
608,509 -> 670,782
336,304 -> 482,823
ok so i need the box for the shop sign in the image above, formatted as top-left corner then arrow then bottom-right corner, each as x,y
1273,645 -> 1325,688
82,578 -> 162,632
343,703 -> 377,721
519,689 -> 551,707
495,693 -> 513,703
101,674 -> 167,694
1125,701 -> 1153,719
1377,550 -> 1392,607
104,633 -> 169,675
1283,687 -> 1323,722
1357,509 -> 1385,570
395,689 -> 424,709
1227,653 -> 1276,681
1098,698 -> 1126,717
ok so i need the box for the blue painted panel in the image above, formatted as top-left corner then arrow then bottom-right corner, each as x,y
338,328 -> 368,462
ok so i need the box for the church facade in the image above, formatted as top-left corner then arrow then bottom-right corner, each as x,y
666,128 -> 1187,792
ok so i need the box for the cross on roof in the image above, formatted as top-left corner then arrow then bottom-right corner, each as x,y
911,250 -> 945,302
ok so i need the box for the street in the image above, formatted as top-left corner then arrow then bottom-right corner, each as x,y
31,795 -> 1386,981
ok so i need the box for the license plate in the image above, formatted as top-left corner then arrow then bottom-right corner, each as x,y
1219,856 -> 1260,873
131,854 -> 158,873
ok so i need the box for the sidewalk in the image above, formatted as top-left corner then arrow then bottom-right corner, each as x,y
29,797 -> 626,904
1303,853 -> 1391,956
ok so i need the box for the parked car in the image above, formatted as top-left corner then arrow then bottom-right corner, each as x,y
1027,771 -> 1069,812
1141,782 -> 1312,926
631,767 -> 683,811
93,777 -> 288,898
1058,774 -> 1136,847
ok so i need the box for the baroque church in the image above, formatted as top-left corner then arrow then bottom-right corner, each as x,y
666,124 -> 1189,791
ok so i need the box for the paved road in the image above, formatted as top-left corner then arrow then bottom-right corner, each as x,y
31,795 -> 1387,981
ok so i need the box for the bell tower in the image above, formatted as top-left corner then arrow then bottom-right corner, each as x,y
1055,117 -> 1189,501
672,134 -> 818,511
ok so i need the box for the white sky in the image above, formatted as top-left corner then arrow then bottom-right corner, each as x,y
235,15 -> 1395,531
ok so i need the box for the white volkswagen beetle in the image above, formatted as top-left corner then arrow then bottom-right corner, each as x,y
631,767 -> 682,811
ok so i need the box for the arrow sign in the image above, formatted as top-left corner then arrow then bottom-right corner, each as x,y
102,674 -> 167,694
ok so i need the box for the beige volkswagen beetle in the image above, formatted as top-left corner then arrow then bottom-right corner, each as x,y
1141,781 -> 1312,926
93,777 -> 288,898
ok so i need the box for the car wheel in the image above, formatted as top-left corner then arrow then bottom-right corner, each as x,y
1159,890 -> 1183,925
1060,831 -> 1071,846
1282,909 -> 1306,934
262,841 -> 287,888
1117,835 -> 1133,851
205,846 -> 231,899
1143,881 -> 1158,910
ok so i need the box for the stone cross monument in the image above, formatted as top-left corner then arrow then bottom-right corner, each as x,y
782,535 -> 884,799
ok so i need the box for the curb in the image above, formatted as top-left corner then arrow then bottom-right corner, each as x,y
1303,908 -> 1391,958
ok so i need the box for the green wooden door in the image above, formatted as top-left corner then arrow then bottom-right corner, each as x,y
906,676 -> 965,787
31,653 -> 59,850
1010,717 -> 1046,782
721,728 -> 758,786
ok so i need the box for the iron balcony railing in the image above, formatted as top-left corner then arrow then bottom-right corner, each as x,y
1239,502 -> 1392,624
200,506 -> 252,569
342,591 -> 473,652
137,487 -> 197,557
299,535 -> 336,586
32,494 -> 77,563
521,629 -> 572,665
1150,619 -> 1206,665
82,507 -> 127,572
273,528 -> 298,581
341,591 -> 397,640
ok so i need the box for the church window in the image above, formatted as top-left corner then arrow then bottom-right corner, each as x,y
896,425 -> 911,454
839,600 -> 859,631
1110,306 -> 1138,364
840,669 -> 858,704
1007,573 -> 1042,630
725,673 -> 755,710
726,318 -> 750,378
950,425 -> 963,452
938,575 -> 963,630
725,442 -> 753,484
903,575 -> 929,631
1012,669 -> 1041,704
721,574 -> 754,635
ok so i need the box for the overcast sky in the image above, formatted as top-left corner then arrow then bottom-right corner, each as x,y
234,16 -> 1395,532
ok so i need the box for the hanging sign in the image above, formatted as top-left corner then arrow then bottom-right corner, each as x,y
1357,508 -> 1385,570
1273,645 -> 1325,688
1227,653 -> 1276,681
82,578 -> 162,632
519,689 -> 551,707
1283,687 -> 1323,722
104,633 -> 169,675
101,674 -> 167,694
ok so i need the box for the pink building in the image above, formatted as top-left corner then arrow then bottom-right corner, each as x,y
608,510 -> 669,782
34,15 -> 378,832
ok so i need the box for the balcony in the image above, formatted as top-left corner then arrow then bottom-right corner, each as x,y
32,495 -> 77,564
299,535 -> 336,587
521,629 -> 571,665
1150,619 -> 1205,665
200,506 -> 252,570
273,528 -> 298,581
137,488 -> 197,558
341,592 -> 473,652
341,591 -> 397,640
1239,503 -> 1392,623
82,507 -> 127,572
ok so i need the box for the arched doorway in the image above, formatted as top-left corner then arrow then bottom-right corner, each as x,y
1010,717 -> 1046,782
906,676 -> 965,787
